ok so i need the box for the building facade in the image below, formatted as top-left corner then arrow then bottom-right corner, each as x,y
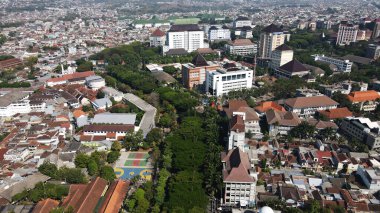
149,28 -> 166,47
181,54 -> 220,89
270,44 -> 294,70
259,24 -> 290,58
340,117 -> 380,150
208,26 -> 231,42
284,96 -> 338,117
206,67 -> 253,96
336,22 -> 358,46
225,39 -> 257,56
221,148 -> 257,207
313,54 -> 352,73
164,24 -> 204,53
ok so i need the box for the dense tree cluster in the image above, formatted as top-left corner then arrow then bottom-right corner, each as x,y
74,151 -> 117,182
12,182 -> 68,203
38,161 -> 87,184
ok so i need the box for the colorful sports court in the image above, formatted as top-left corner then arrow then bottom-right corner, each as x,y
114,151 -> 154,181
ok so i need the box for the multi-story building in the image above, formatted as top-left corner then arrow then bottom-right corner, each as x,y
221,148 -> 257,207
336,22 -> 358,46
208,26 -> 231,42
357,166 -> 380,191
284,95 -> 338,117
266,109 -> 301,136
367,44 -> 380,60
206,64 -> 253,96
225,39 -> 257,56
163,24 -> 204,54
182,54 -> 220,89
313,54 -> 352,73
259,24 -> 290,58
149,28 -> 166,47
270,44 -> 294,70
233,16 -> 252,28
0,92 -> 32,117
235,26 -> 253,39
346,90 -> 380,111
340,117 -> 380,150
372,20 -> 380,39
228,106 -> 262,150
274,59 -> 310,79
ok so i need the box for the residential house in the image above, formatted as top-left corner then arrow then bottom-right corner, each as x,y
265,109 -> 301,136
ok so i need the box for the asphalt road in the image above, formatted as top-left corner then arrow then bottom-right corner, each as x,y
123,93 -> 157,137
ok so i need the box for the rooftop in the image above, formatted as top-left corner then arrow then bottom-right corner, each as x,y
92,113 -> 136,125
168,24 -> 201,32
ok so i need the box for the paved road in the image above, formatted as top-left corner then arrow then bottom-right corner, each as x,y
123,93 -> 156,137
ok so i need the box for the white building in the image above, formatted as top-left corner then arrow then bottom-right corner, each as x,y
149,28 -> 166,47
206,65 -> 253,96
163,24 -> 204,54
270,44 -> 294,70
86,75 -> 106,90
221,148 -> 257,207
284,95 -> 338,117
228,108 -> 261,150
233,17 -> 252,28
313,54 -> 352,73
336,22 -> 358,46
4,148 -> 30,162
208,26 -> 231,42
225,39 -> 257,56
340,117 -> 380,150
0,92 -> 32,117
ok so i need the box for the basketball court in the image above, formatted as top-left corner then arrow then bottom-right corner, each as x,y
114,151 -> 153,181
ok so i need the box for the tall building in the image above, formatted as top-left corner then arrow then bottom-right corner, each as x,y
181,54 -> 220,90
367,44 -> 380,60
372,20 -> 380,39
206,62 -> 253,96
259,24 -> 290,58
336,22 -> 358,46
270,44 -> 294,70
149,28 -> 166,47
221,148 -> 257,207
208,26 -> 231,42
163,24 -> 204,54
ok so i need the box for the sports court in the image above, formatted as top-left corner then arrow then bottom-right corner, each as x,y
114,151 -> 153,181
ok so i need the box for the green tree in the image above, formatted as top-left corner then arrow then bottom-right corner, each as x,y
107,151 -> 120,163
145,128 -> 163,145
99,166 -> 116,182
38,161 -> 58,178
74,153 -> 91,168
87,159 -> 98,176
123,129 -> 143,151
111,141 -> 122,151
290,121 -> 316,139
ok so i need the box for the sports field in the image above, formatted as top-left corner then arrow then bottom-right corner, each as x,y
114,151 -> 153,181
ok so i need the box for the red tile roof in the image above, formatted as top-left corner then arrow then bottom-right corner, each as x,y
347,90 -> 380,103
151,28 -> 165,37
230,115 -> 245,133
47,71 -> 95,83
62,177 -> 108,213
318,107 -> 353,119
99,180 -> 130,213
221,148 -> 255,183
32,198 -> 59,213
255,101 -> 286,113
285,95 -> 338,109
